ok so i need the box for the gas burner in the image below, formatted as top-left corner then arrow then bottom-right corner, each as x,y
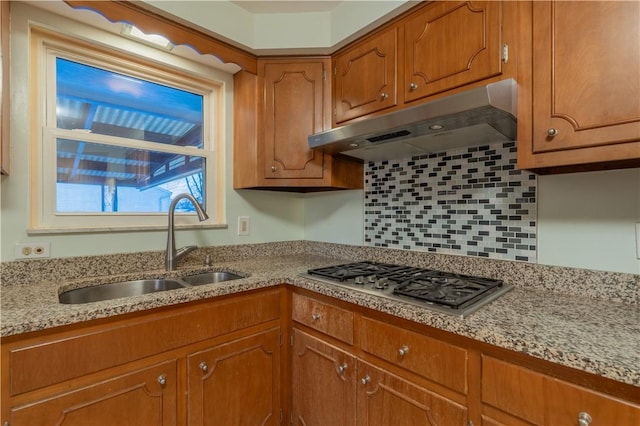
302,261 -> 512,317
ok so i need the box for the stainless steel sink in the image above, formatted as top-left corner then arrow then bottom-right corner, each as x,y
59,279 -> 186,304
59,271 -> 247,304
180,271 -> 244,286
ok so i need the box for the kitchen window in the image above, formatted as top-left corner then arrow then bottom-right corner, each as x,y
29,27 -> 224,232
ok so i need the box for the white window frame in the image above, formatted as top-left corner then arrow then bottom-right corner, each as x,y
28,26 -> 226,233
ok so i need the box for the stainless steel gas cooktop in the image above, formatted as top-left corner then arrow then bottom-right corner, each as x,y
301,261 -> 512,317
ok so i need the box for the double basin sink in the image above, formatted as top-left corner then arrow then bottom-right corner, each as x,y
59,271 -> 246,305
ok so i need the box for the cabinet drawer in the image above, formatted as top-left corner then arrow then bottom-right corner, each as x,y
482,355 -> 544,424
7,290 -> 281,396
360,317 -> 467,394
291,293 -> 354,344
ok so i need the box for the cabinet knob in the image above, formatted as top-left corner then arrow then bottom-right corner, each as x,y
547,128 -> 559,137
409,83 -> 418,91
311,313 -> 321,320
578,412 -> 592,426
157,374 -> 167,386
360,375 -> 371,385
199,361 -> 208,372
271,166 -> 277,172
398,345 -> 410,356
337,363 -> 348,374
380,92 -> 389,100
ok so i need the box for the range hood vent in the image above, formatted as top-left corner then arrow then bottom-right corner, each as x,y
308,79 -> 517,162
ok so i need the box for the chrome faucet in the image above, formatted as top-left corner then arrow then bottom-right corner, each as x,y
165,193 -> 209,271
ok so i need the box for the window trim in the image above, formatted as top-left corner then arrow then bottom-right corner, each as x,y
28,25 -> 226,233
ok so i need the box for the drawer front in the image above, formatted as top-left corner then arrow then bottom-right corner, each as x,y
7,289 -> 281,396
291,293 -> 354,344
482,356 -> 544,424
360,317 -> 467,394
544,376 -> 640,426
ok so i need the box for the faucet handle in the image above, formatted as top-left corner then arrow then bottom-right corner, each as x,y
175,245 -> 197,258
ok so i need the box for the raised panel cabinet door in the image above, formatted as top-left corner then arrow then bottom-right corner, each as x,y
544,377 -> 640,426
404,1 -> 502,103
291,328 -> 356,426
187,328 -> 281,426
263,61 -> 326,180
334,28 -> 398,123
357,360 -> 468,426
9,360 -> 177,426
532,1 -> 640,154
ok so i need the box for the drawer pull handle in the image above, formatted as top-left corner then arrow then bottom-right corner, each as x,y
380,92 -> 389,100
337,363 -> 348,374
360,375 -> 371,385
311,313 -> 321,320
578,412 -> 592,426
398,345 -> 410,356
271,166 -> 277,172
409,83 -> 418,91
157,374 -> 167,386
199,361 -> 208,372
547,128 -> 558,137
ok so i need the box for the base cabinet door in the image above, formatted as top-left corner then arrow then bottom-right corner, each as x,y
357,360 -> 468,426
187,328 -> 281,426
291,328 -> 356,426
9,360 -> 177,426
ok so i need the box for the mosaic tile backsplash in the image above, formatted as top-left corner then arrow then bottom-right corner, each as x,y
364,141 -> 537,262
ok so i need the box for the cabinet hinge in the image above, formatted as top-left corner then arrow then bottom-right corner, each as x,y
290,334 -> 294,346
279,334 -> 283,346
280,409 -> 283,423
502,43 -> 509,63
333,107 -> 337,117
333,66 -> 337,76
323,68 -> 326,81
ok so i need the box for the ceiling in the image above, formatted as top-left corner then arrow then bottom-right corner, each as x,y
231,1 -> 343,14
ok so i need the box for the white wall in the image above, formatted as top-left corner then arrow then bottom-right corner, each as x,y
303,190 -> 365,245
537,168 -> 640,274
0,3 -> 305,261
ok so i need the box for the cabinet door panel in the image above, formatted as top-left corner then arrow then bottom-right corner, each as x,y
357,360 -> 467,426
9,360 -> 177,426
404,1 -> 502,102
187,328 -> 281,426
264,61 -> 326,179
532,1 -> 640,154
334,29 -> 398,123
291,328 -> 356,426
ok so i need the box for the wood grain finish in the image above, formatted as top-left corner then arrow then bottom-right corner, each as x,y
334,28 -> 398,123
291,292 -> 354,344
263,61 -> 325,180
403,1 -> 502,103
482,355 -> 640,425
357,360 -> 468,426
360,316 -> 468,394
518,0 -> 640,171
187,328 -> 281,425
291,329 -> 356,426
9,360 -> 177,426
8,290 -> 280,395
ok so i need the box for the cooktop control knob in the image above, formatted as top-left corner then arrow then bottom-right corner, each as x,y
374,277 -> 389,290
354,276 -> 364,285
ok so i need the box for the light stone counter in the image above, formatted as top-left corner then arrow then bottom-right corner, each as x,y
1,241 -> 638,388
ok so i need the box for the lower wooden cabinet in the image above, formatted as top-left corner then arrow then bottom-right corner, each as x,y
8,360 -> 178,426
187,328 -> 281,425
482,355 -> 640,425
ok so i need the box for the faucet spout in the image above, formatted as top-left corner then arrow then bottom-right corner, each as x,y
166,193 -> 209,271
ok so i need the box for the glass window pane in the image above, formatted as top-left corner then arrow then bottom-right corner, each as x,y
55,58 -> 204,148
56,138 -> 205,213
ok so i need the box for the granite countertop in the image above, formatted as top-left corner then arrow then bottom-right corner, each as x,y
2,253 -> 639,388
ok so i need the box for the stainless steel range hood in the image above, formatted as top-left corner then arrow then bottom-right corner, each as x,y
308,78 -> 517,162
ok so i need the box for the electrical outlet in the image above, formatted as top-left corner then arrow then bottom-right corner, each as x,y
238,216 -> 250,236
15,242 -> 51,259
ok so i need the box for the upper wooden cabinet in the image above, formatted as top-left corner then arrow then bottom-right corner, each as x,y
234,58 -> 363,191
332,1 -> 509,126
518,1 -> 640,172
333,28 -> 398,123
403,1 -> 502,103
